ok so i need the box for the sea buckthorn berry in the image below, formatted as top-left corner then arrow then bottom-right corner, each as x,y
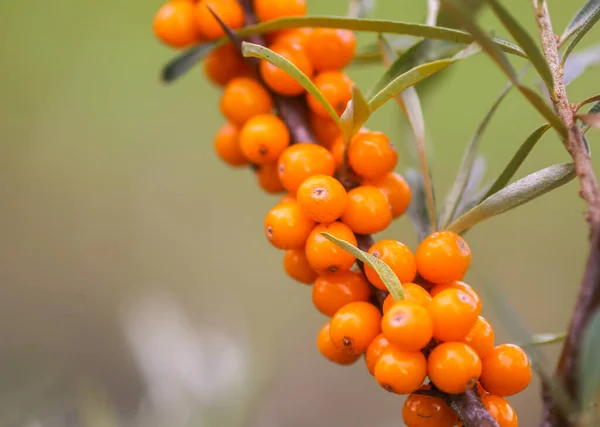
402,386 -> 459,427
341,186 -> 392,235
283,248 -> 317,284
416,231 -> 472,284
480,395 -> 519,427
348,131 -> 398,180
153,1 -> 199,48
279,193 -> 295,204
476,381 -> 488,397
310,112 -> 341,148
374,346 -> 427,394
382,300 -> 433,352
312,270 -> 371,316
364,240 -> 417,290
220,77 -> 273,125
297,175 -> 348,223
317,321 -> 361,365
329,301 -> 381,355
269,28 -> 312,51
305,29 -> 357,71
480,344 -> 532,397
278,144 -> 335,194
364,172 -> 411,218
204,43 -> 251,86
239,114 -> 290,164
255,163 -> 285,194
254,0 -> 306,23
264,201 -> 315,250
307,71 -> 353,118
430,281 -> 482,314
330,136 -> 345,169
365,333 -> 390,376
383,284 -> 431,313
260,45 -> 313,96
305,222 -> 357,273
213,122 -> 247,167
428,288 -> 480,342
463,316 -> 495,358
428,342 -> 482,394
195,0 -> 244,40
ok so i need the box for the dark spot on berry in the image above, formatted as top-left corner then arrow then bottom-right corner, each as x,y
457,237 -> 469,255
392,313 -> 405,324
343,337 -> 352,347
259,145 -> 268,155
466,376 -> 477,389
327,265 -> 339,273
372,250 -> 381,258
312,186 -> 327,199
383,383 -> 395,393
416,413 -> 433,419
267,225 -> 273,238
279,164 -> 285,173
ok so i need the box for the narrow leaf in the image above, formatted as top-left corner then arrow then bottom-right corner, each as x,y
578,113 -> 600,129
519,86 -> 567,138
452,156 -> 487,222
576,94 -> 600,112
581,101 -> 600,134
405,168 -> 431,242
522,332 -> 566,347
579,308 -> 600,409
426,0 -> 441,26
340,84 -> 371,144
321,232 -> 405,300
347,0 -> 375,18
162,41 -> 218,83
560,0 -> 600,64
448,163 -> 576,234
564,43 -> 600,85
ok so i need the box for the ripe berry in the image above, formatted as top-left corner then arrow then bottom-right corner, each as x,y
382,300 -> 433,352
365,333 -> 390,376
329,136 -> 345,169
239,114 -> 290,164
283,248 -> 317,284
307,71 -> 353,118
428,288 -> 480,342
383,283 -> 432,313
305,28 -> 357,71
402,386 -> 459,427
312,270 -> 371,316
310,112 -> 341,148
260,45 -> 313,96
297,175 -> 348,223
329,301 -> 381,355
341,186 -> 392,235
305,222 -> 357,273
348,131 -> 398,180
204,43 -> 251,86
481,395 -> 519,427
430,281 -> 482,315
428,342 -> 482,394
213,122 -> 247,167
279,193 -> 295,204
277,143 -> 335,194
220,77 -> 273,125
374,346 -> 427,394
264,201 -> 315,249
195,0 -> 244,40
463,316 -> 495,358
480,344 -> 532,396
255,163 -> 285,194
364,172 -> 411,218
269,28 -> 312,51
416,231 -> 472,284
364,240 -> 417,291
317,321 -> 361,365
254,0 -> 307,23
153,1 -> 199,48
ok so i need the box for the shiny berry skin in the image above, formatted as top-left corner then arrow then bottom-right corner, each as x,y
382,300 -> 433,352
213,122 -> 247,167
264,201 -> 315,250
463,316 -> 495,358
481,395 -> 519,427
364,240 -> 417,291
204,43 -> 251,86
341,186 -> 392,234
283,248 -> 317,284
364,172 -> 412,218
312,270 -> 371,316
329,136 -> 345,169
220,77 -> 273,125
317,321 -> 361,365
365,333 -> 390,376
428,342 -> 482,394
254,0 -> 306,22
269,28 -> 312,51
153,1 -> 199,48
310,112 -> 341,148
260,45 -> 313,96
430,281 -> 482,315
416,231 -> 472,284
428,288 -> 480,342
255,163 -> 285,194
305,222 -> 357,273
329,301 -> 382,355
307,71 -> 353,118
239,114 -> 290,164
297,175 -> 348,223
383,283 -> 432,313
480,344 -> 532,397
305,28 -> 357,71
374,346 -> 427,394
348,131 -> 398,180
277,143 -> 335,194
402,386 -> 459,427
195,0 -> 244,40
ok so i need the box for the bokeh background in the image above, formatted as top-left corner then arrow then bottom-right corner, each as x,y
1,0 -> 599,426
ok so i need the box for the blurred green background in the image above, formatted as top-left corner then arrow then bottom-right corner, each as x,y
0,0 -> 598,426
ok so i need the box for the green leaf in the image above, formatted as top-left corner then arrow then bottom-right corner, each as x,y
483,123 -> 551,199
241,42 -> 341,126
579,308 -> 600,410
582,101 -> 600,134
560,0 -> 600,57
162,41 -> 218,83
437,0 -> 487,29
347,0 -> 375,18
453,156 -> 487,222
447,163 -> 576,234
578,113 -> 600,129
562,5 -> 600,65
564,43 -> 600,85
405,168 -> 431,242
340,84 -> 371,144
321,232 -> 405,300
521,332 -> 566,347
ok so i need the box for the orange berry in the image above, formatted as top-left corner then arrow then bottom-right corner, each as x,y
347,131 -> 398,180
260,45 -> 313,96
279,193 -> 295,204
195,0 -> 244,40
278,143 -> 335,194
330,136 -> 345,169
310,112 -> 341,148
364,240 -> 417,291
264,201 -> 315,249
255,163 -> 285,194
428,342 -> 482,394
341,186 -> 392,235
402,386 -> 459,427
254,0 -> 306,22
269,28 -> 313,51
480,395 -> 519,427
305,222 -> 357,273
297,175 -> 348,223
305,28 -> 356,71
239,114 -> 290,164
204,43 -> 251,86
312,270 -> 371,316
416,231 -> 472,284
428,288 -> 480,342
329,301 -> 381,355
283,248 -> 317,284
403,283 -> 432,308
365,333 -> 390,376
153,1 -> 199,48
430,281 -> 482,314
220,77 -> 273,126
317,321 -> 361,365
307,71 -> 353,118
476,381 -> 488,397
382,300 -> 433,352
213,122 -> 247,167
364,172 -> 411,218
481,344 -> 531,397
463,316 -> 495,358
374,346 -> 427,394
